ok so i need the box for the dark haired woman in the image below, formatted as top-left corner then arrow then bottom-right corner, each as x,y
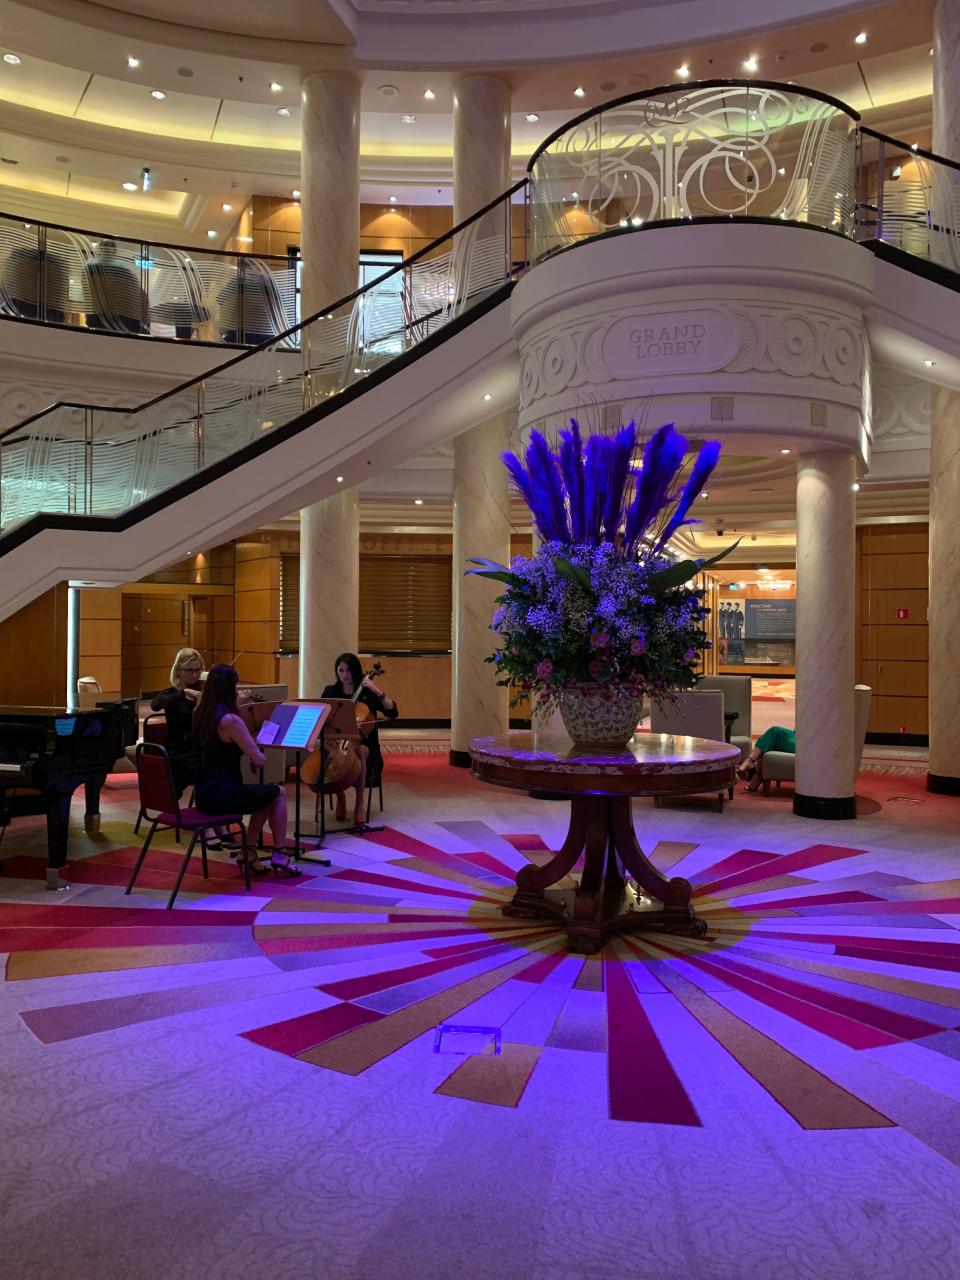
193,664 -> 299,877
321,652 -> 398,825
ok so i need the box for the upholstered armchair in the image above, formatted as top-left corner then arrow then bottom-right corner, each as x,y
761,685 -> 872,793
698,675 -> 753,764
650,689 -> 733,810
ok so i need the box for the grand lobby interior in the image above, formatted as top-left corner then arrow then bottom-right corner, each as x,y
1,0 -> 960,1277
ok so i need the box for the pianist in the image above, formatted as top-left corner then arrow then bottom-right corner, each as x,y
150,649 -> 205,799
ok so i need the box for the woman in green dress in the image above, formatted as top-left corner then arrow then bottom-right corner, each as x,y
737,726 -> 796,791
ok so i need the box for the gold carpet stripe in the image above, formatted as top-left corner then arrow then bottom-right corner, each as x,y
391,857 -> 511,896
435,1043 -> 542,1107
573,956 -> 605,990
649,841 -> 698,871
298,948 -> 551,1074
255,920 -> 509,939
886,877 -> 960,900
733,944 -> 960,1010
6,941 -> 258,981
655,963 -> 894,1130
699,874 -> 815,903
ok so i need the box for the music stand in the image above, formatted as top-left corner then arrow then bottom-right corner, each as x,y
313,699 -> 387,842
256,701 -> 333,865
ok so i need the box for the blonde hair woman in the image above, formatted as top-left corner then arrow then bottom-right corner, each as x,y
150,648 -> 205,799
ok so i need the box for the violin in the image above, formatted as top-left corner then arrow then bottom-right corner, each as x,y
301,662 -> 386,789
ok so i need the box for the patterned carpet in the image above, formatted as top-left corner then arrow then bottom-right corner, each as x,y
2,753 -> 958,1279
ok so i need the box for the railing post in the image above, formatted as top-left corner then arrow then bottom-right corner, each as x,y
83,407 -> 94,515
237,256 -> 246,344
37,224 -> 47,322
301,322 -> 312,410
141,241 -> 150,335
196,381 -> 205,472
875,138 -> 885,244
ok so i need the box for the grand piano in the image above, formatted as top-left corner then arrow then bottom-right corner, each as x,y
0,699 -> 137,888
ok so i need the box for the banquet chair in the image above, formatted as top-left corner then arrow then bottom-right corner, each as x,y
126,742 -> 251,910
132,713 -> 168,834
650,689 -> 732,811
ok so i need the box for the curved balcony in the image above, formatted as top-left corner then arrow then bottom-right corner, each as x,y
0,214 -> 298,345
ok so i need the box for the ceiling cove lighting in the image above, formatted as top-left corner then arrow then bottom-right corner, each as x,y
743,55 -> 759,73
151,89 -> 166,100
127,56 -> 140,68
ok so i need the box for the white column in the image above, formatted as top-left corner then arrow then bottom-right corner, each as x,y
928,388 -> 960,792
298,487 -> 359,698
453,74 -> 511,225
794,451 -> 858,818
450,416 -> 511,764
933,0 -> 960,159
300,71 -> 361,319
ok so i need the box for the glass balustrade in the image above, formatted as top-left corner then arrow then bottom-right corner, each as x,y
858,128 -> 960,276
527,81 -> 859,262
0,186 -> 520,532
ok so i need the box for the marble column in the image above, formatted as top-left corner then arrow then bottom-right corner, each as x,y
928,388 -> 960,791
794,451 -> 858,818
450,415 -> 512,765
298,486 -> 359,698
300,70 -> 361,320
453,74 -> 511,226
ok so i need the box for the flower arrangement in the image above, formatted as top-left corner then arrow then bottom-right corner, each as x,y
467,420 -> 730,720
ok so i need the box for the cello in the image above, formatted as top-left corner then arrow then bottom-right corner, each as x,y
300,662 -> 385,789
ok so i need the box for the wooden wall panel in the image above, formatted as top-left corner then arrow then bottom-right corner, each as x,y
78,586 -> 123,695
122,593 -> 190,696
234,537 -> 281,684
0,585 -> 68,705
857,523 -> 929,738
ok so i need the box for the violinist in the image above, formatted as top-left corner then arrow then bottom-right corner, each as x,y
321,653 -> 398,824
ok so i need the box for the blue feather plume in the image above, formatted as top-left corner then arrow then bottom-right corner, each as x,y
558,419 -> 586,542
623,424 -> 688,551
654,440 -> 721,552
524,430 -> 571,542
583,433 -> 613,542
602,421 -> 637,542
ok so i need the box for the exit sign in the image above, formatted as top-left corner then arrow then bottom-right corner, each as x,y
896,607 -> 909,620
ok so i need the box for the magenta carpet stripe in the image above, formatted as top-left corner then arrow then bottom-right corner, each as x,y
724,890 -> 883,912
514,950 -> 569,984
242,1001 -> 382,1054
699,844 -> 866,895
504,834 -> 550,852
605,959 -> 701,1126
704,953 -> 944,1040
0,924 -> 253,953
0,904 -> 258,927
318,939 -> 525,1000
356,827 -> 463,859
258,926 -> 485,955
327,869 -> 497,903
457,851 -> 520,882
422,930 -> 551,958
669,950 -> 898,1050
691,848 -> 783,884
747,932 -> 960,964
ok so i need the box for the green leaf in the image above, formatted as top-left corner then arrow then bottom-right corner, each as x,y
466,557 -> 510,572
648,539 -> 741,593
552,557 -> 592,591
465,568 -> 522,587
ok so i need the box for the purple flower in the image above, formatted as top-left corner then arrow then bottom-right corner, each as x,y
535,659 -> 554,680
590,630 -> 609,649
630,636 -> 647,656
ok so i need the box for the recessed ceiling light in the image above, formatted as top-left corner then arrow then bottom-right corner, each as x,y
923,358 -> 936,367
3,53 -> 21,66
270,82 -> 283,92
55,155 -> 70,164
221,203 -> 233,212
701,491 -> 709,499
525,112 -> 540,122
277,107 -> 291,117
851,482 -> 861,492
743,55 -> 759,73
573,86 -> 586,98
778,166 -> 786,175
127,56 -> 140,68
482,393 -> 492,401
423,88 -> 435,100
401,113 -> 416,124
630,216 -> 642,226
854,31 -> 867,44
414,498 -> 423,505
676,64 -> 690,79
291,189 -> 301,199
151,89 -> 166,100
336,475 -> 344,483
571,191 -> 579,200
207,230 -> 217,239
388,195 -> 397,203
122,181 -> 137,191
780,447 -> 791,454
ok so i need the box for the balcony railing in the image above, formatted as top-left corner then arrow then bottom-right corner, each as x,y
1,78 -> 959,540
0,215 -> 298,345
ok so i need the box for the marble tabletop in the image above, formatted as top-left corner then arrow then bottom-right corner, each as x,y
469,730 -> 740,777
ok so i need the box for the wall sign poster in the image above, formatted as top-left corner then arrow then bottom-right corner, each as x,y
745,599 -> 796,639
717,598 -> 746,664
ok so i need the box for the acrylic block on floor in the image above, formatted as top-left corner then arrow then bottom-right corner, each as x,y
433,1024 -> 502,1056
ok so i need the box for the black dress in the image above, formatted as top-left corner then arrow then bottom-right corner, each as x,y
150,687 -> 200,798
195,731 -> 279,816
321,684 -> 398,784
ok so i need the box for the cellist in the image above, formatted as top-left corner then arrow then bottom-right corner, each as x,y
321,652 -> 398,824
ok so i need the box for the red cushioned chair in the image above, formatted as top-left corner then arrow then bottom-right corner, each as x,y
133,713 -> 170,836
126,741 -> 250,910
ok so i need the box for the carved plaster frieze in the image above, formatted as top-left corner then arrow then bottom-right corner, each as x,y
519,300 -> 865,409
871,371 -> 932,449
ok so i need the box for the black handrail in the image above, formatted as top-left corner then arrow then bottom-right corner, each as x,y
0,177 -> 529,443
527,77 -> 862,172
859,126 -> 960,175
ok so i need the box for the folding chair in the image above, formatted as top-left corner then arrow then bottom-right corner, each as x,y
126,742 -> 250,910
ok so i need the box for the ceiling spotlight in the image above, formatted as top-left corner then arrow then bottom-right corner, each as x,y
277,107 -> 291,117
525,112 -> 540,122
151,89 -> 166,99
743,55 -> 759,72
423,88 -> 435,100
291,189 -> 301,199
483,393 -> 492,401
573,86 -> 586,98
851,482 -> 861,492
571,191 -> 579,200
270,82 -> 283,92
854,31 -> 867,44
388,195 -> 397,203
221,203 -> 233,212
122,181 -> 137,191
777,166 -> 786,175
336,475 -> 344,483
630,216 -> 643,226
911,142 -> 919,151
414,498 -> 423,505
780,447 -> 791,454
207,230 -> 217,239
676,64 -> 690,79
3,53 -> 21,65
401,113 -> 416,124
127,56 -> 140,68
923,358 -> 936,367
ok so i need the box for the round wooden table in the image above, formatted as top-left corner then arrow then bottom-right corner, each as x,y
470,731 -> 740,953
